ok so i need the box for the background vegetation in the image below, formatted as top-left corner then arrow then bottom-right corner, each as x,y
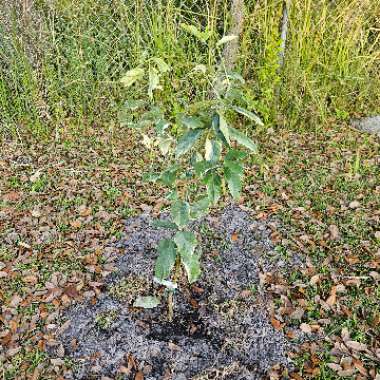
0,0 -> 379,136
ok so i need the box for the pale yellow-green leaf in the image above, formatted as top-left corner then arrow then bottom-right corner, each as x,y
216,35 -> 238,47
120,68 -> 144,87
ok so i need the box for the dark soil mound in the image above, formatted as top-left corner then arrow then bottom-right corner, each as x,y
53,205 -> 296,379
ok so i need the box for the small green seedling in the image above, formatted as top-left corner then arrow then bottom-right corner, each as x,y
120,32 -> 263,321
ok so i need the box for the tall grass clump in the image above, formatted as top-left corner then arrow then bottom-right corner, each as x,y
0,0 -> 232,136
242,0 -> 380,129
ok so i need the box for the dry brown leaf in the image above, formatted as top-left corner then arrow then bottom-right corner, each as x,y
286,330 -> 297,339
338,368 -> 355,377
64,285 -> 79,299
346,340 -> 367,352
191,285 -> 204,295
135,371 -> 144,380
290,372 -> 303,380
349,200 -> 360,209
239,290 -> 253,299
328,224 -> 340,240
345,255 -> 360,265
70,219 -> 82,229
344,277 -> 361,286
300,323 -> 312,334
341,327 -> 350,342
271,318 -> 283,330
327,363 -> 342,372
23,275 -> 38,284
118,365 -> 131,375
10,294 -> 23,308
3,191 -> 20,202
30,171 -> 42,183
310,274 -> 321,285
326,286 -> 337,306
353,359 -> 367,376
78,205 -> 92,217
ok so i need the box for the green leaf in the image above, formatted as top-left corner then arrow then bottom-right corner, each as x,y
123,99 -> 146,111
159,166 -> 178,187
190,151 -> 204,167
193,64 -> 207,74
224,166 -> 242,200
138,106 -> 164,128
181,251 -> 201,284
166,189 -> 178,201
224,159 -> 244,176
148,68 -> 160,99
174,231 -> 201,283
133,296 -> 160,309
193,160 -> 215,176
204,172 -> 222,205
143,172 -> 160,182
225,149 -> 247,161
156,136 -> 172,155
211,113 -> 226,146
151,219 -> 178,229
171,200 -> 190,227
154,239 -> 177,281
153,277 -> 177,290
174,231 -> 197,255
120,68 -> 144,87
180,23 -> 211,42
142,134 -> 153,148
227,72 -> 245,84
145,165 -> 178,186
216,35 -> 238,46
175,129 -> 204,157
160,171 -> 175,186
218,112 -> 230,146
229,127 -> 258,152
155,119 -> 170,135
152,57 -> 171,73
190,196 -> 210,219
178,115 -> 204,130
205,138 -> 222,163
232,106 -> 264,127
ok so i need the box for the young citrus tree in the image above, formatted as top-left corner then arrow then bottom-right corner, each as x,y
120,31 -> 263,321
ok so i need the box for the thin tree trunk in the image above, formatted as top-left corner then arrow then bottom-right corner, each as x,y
223,0 -> 245,72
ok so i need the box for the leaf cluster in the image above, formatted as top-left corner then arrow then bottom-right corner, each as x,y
120,35 -> 262,309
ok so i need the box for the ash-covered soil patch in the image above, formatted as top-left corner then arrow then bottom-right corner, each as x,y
54,205 -> 299,379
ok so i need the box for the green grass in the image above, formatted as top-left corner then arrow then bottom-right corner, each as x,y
0,0 -> 378,137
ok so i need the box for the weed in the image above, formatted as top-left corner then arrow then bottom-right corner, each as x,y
95,310 -> 118,330
109,276 -> 148,303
